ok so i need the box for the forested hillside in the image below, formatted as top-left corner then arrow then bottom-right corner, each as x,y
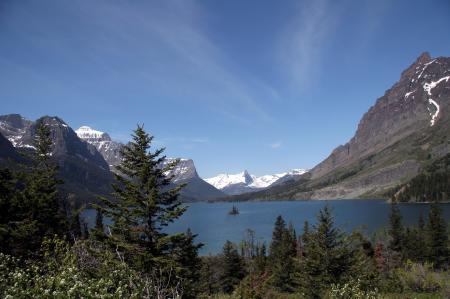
389,153 -> 450,202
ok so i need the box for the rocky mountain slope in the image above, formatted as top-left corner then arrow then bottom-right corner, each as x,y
75,125 -> 225,201
0,117 -> 224,202
231,52 -> 450,201
75,126 -> 123,169
205,169 -> 307,195
0,114 -> 114,205
162,158 -> 226,201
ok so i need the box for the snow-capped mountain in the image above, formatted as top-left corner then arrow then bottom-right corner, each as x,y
76,126 -> 123,169
0,114 -> 35,149
0,115 -> 114,204
76,125 -> 225,201
205,169 -> 308,195
162,158 -> 198,182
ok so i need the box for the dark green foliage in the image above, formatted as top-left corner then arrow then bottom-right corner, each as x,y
391,153 -> 450,202
388,203 -> 404,253
220,240 -> 246,294
426,203 -> 449,268
169,229 -> 203,299
99,125 -> 188,269
97,125 -> 201,296
0,122 -> 67,258
268,215 -> 297,292
0,168 -> 17,254
301,205 -> 353,298
199,255 -> 223,296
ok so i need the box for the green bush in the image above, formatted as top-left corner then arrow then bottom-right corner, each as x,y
395,261 -> 449,294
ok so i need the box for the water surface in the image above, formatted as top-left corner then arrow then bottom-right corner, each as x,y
83,199 -> 450,255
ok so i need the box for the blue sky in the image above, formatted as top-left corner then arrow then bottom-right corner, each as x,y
1,0 -> 449,178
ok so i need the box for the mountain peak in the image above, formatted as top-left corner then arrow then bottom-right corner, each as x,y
416,52 -> 431,64
76,125 -> 111,141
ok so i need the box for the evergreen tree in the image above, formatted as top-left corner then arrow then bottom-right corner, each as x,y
170,229 -> 203,298
388,203 -> 404,253
254,243 -> 267,274
99,125 -> 189,269
4,122 -> 67,257
69,211 -> 82,241
268,215 -> 297,292
302,205 -> 353,298
426,203 -> 449,268
95,206 -> 104,231
0,168 -> 16,254
220,240 -> 246,294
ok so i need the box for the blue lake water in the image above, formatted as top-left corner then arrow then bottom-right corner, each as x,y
82,199 -> 450,255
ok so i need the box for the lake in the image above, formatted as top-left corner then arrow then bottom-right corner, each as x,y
82,199 -> 450,255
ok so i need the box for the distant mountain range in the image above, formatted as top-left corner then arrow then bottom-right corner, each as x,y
2,52 -> 447,203
0,115 -> 224,203
205,169 -> 307,195
231,52 -> 450,201
0,114 -> 113,205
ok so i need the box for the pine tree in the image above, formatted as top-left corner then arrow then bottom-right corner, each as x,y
95,206 -> 104,231
302,205 -> 352,298
268,215 -> 297,292
220,240 -> 246,294
388,203 -> 404,253
6,122 -> 67,257
426,203 -> 449,268
170,229 -> 203,298
69,211 -> 82,241
254,243 -> 267,274
99,125 -> 196,272
0,168 -> 16,254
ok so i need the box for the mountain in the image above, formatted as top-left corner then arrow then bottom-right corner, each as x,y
231,52 -> 450,201
0,115 -> 114,205
75,126 -> 123,169
76,125 -> 225,201
205,169 -> 307,195
0,131 -> 24,165
163,158 -> 226,201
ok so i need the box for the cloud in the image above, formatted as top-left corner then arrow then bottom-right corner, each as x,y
270,141 -> 282,149
80,0 -> 278,124
280,0 -> 341,92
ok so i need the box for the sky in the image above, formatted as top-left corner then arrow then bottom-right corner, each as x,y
1,0 -> 449,178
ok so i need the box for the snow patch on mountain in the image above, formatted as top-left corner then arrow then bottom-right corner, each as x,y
422,76 -> 449,126
76,126 -> 123,169
205,169 -> 308,195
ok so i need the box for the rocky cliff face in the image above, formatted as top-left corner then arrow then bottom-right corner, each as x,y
75,126 -> 123,169
231,53 -> 450,201
0,115 -> 113,204
312,52 -> 449,180
161,158 -> 226,201
74,126 -> 225,201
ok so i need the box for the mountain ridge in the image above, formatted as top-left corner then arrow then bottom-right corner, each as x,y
229,52 -> 450,201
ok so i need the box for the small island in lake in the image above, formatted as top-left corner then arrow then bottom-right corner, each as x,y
228,205 -> 239,215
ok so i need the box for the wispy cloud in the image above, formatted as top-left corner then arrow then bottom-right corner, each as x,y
77,0 -> 278,124
279,0 -> 342,92
270,141 -> 282,149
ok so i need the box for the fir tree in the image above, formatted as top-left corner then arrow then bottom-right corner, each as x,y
220,240 -> 246,294
6,122 -> 67,257
170,229 -> 203,298
268,215 -> 297,292
95,206 -> 104,231
302,205 -> 352,298
99,125 -> 197,274
426,203 -> 449,268
0,168 -> 16,254
388,203 -> 404,253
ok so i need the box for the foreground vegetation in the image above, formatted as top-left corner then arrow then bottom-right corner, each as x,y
0,123 -> 449,298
